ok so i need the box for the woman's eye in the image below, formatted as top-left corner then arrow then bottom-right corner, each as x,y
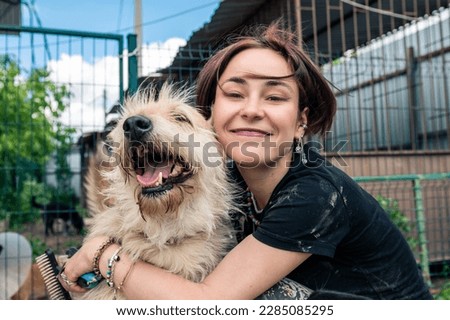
267,96 -> 287,102
224,91 -> 244,99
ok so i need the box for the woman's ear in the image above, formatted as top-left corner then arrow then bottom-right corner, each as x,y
300,107 -> 309,124
295,107 -> 309,139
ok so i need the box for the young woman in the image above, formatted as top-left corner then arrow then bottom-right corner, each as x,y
60,23 -> 432,300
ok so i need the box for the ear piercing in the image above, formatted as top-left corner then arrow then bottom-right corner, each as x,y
296,123 -> 308,164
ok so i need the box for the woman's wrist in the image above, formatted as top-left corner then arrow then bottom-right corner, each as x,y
92,237 -> 116,277
98,243 -> 135,297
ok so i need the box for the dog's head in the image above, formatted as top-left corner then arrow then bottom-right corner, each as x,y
105,83 -> 229,219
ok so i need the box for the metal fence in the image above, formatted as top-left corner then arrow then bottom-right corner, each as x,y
322,7 -> 450,152
1,3 -> 449,300
354,173 -> 450,286
0,25 -> 125,299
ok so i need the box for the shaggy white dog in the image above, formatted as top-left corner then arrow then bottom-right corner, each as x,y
80,83 -> 237,299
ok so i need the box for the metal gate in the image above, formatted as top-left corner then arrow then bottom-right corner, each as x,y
0,24 -> 130,299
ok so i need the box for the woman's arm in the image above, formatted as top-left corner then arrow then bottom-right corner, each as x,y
62,235 -> 311,299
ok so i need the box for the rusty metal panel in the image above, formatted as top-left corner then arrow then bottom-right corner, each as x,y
0,0 -> 21,35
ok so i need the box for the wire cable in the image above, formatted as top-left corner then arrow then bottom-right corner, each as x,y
116,0 -> 221,32
340,0 -> 415,21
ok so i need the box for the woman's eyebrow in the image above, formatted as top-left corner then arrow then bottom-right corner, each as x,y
265,79 -> 295,92
222,76 -> 246,85
221,76 -> 294,92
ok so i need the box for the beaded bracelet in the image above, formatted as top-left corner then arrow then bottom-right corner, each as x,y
106,246 -> 123,288
113,261 -> 136,300
92,237 -> 115,277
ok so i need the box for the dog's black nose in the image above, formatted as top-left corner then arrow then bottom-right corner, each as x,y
123,115 -> 153,140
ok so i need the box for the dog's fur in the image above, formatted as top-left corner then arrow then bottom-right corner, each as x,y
31,197 -> 84,236
79,83 -> 238,299
84,140 -> 116,215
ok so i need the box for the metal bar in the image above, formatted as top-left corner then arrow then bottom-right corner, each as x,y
0,24 -> 122,41
424,14 -> 439,153
412,16 -> 428,151
364,0 -> 371,41
353,172 -> 450,182
413,178 -> 432,286
127,34 -> 138,97
416,45 -> 450,61
406,47 -> 418,150
338,0 -> 353,151
369,42 -> 379,152
325,0 -> 332,61
380,35 -> 392,151
326,149 -> 450,157
294,0 -> 302,45
311,0 -> 318,64
436,8 -> 450,150
334,44 -> 450,98
389,0 -> 395,29
119,37 -> 124,104
352,3 -> 365,150
286,0 -> 292,33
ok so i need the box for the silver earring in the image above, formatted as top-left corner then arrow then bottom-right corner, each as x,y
297,124 -> 308,164
295,140 -> 301,153
295,137 -> 307,165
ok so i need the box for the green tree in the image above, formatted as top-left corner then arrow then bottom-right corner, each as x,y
0,55 -> 75,228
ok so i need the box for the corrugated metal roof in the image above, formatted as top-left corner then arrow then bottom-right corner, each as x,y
183,0 -> 447,55
186,0 -> 267,47
163,0 -> 449,76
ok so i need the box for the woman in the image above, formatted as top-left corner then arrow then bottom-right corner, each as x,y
60,22 -> 432,299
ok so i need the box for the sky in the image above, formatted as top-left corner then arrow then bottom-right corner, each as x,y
24,0 -> 221,44
13,0 -> 222,134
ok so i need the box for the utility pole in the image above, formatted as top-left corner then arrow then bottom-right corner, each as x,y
134,0 -> 142,76
294,0 -> 302,45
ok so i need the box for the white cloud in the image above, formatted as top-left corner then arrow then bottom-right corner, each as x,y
46,37 -> 186,135
140,38 -> 187,76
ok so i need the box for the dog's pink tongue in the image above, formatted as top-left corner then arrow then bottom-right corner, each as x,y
136,164 -> 171,187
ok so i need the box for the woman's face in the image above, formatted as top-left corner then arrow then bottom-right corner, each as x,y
212,48 -> 307,168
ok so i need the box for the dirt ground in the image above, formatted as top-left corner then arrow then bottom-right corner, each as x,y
5,218 -> 84,300
23,217 -> 85,253
429,277 -> 449,297
8,219 -> 450,300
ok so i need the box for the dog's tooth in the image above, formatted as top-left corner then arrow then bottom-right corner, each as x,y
169,165 -> 179,177
158,171 -> 163,185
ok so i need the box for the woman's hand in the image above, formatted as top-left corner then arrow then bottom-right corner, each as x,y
58,235 -> 111,293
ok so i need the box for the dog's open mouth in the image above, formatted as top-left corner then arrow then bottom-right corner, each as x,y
132,147 -> 194,196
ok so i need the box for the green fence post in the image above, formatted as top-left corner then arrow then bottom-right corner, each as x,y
413,178 -> 432,287
127,33 -> 138,97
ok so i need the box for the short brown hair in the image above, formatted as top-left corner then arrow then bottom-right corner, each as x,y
196,22 -> 336,136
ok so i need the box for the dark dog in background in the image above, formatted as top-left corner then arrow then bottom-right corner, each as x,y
31,197 -> 84,236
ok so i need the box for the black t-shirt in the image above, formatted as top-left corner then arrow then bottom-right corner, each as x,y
229,146 -> 432,300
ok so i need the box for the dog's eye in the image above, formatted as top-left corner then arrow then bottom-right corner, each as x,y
174,114 -> 192,125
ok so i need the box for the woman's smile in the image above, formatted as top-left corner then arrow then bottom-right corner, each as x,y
230,127 -> 272,137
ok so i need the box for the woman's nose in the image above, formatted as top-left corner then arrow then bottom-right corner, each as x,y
239,97 -> 264,119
